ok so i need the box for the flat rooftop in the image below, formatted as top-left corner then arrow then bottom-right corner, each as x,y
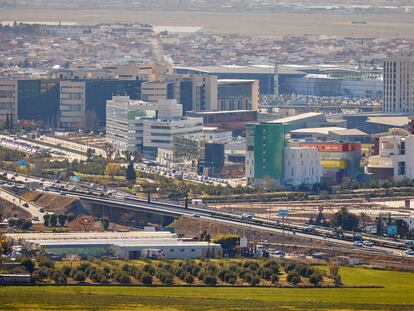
269,112 -> 324,124
291,127 -> 347,135
6,231 -> 176,241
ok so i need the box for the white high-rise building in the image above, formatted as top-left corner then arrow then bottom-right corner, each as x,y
106,97 -> 203,158
383,57 -> 414,113
106,96 -> 156,153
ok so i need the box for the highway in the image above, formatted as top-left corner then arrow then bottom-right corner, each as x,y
1,169 -> 413,257
0,187 -> 43,223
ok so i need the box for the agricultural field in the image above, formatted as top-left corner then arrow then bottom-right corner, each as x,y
0,266 -> 413,310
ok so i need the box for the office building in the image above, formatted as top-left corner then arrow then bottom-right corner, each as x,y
186,110 -> 257,136
142,99 -> 203,158
60,79 -> 142,130
0,78 -> 17,124
106,96 -> 156,153
175,65 -> 277,96
299,142 -> 362,183
106,97 -> 203,158
246,122 -> 289,185
218,79 -> 259,111
179,75 -> 218,112
284,147 -> 323,187
383,57 -> 414,113
141,80 -> 174,104
17,79 -> 60,126
366,132 -> 414,181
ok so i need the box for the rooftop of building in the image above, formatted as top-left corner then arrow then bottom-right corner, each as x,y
6,231 -> 176,241
329,128 -> 368,136
291,127 -> 347,135
366,116 -> 410,127
187,110 -> 255,115
175,64 -> 382,76
269,112 -> 324,124
217,79 -> 257,84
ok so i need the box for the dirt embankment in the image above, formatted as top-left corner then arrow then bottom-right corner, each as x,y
0,198 -> 30,219
22,191 -> 82,214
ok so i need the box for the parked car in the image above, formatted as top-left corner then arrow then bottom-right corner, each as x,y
353,241 -> 364,247
22,203 -> 29,208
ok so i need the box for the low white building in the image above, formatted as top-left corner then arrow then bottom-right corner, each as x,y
283,147 -> 323,187
366,132 -> 414,181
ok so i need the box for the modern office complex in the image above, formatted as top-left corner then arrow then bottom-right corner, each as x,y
299,142 -> 362,183
179,75 -> 218,112
246,122 -> 289,185
366,132 -> 414,181
17,79 -> 60,125
0,78 -> 17,125
186,110 -> 257,136
60,79 -> 142,129
217,79 -> 259,111
382,57 -> 414,113
176,64 -> 383,98
106,96 -> 156,153
106,97 -> 203,158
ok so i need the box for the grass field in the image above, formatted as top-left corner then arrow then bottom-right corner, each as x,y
0,267 -> 413,310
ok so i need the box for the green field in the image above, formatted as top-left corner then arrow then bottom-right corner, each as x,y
0,267 -> 413,310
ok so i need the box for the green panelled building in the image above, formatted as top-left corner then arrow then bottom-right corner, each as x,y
246,122 -> 289,184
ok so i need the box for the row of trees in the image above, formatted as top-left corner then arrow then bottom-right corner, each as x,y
26,257 -> 332,287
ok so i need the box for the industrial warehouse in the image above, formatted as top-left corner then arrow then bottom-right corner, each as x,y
5,232 -> 222,259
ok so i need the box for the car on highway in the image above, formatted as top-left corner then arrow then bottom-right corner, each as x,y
32,216 -> 39,221
404,249 -> 414,256
191,213 -> 201,218
304,225 -> 316,232
22,203 -> 29,208
39,208 -> 45,213
353,241 -> 364,247
362,240 -> 374,247
241,213 -> 252,221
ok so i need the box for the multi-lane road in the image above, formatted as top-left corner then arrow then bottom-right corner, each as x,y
1,169 -> 413,258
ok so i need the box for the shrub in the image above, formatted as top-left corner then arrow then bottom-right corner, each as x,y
157,271 -> 174,285
309,273 -> 323,287
203,274 -> 217,286
225,273 -> 237,285
249,276 -> 260,286
270,274 -> 279,285
261,268 -> 273,280
143,264 -> 155,275
61,265 -> 72,277
20,258 -> 35,273
287,273 -> 301,286
139,273 -> 153,285
52,271 -> 67,285
79,262 -> 91,272
242,261 -> 259,271
285,263 -> 296,273
119,274 -> 131,284
37,257 -> 54,269
184,274 -> 194,285
74,271 -> 87,282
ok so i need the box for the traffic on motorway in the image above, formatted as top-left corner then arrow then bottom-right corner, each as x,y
1,169 -> 413,257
